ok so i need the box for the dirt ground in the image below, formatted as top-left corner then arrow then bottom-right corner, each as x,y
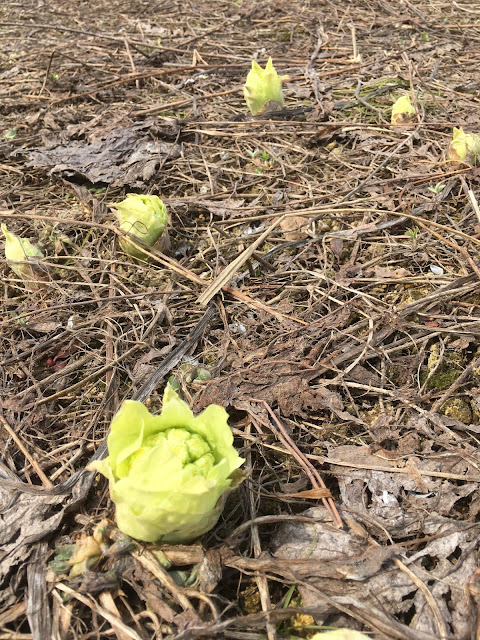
1,0 -> 480,638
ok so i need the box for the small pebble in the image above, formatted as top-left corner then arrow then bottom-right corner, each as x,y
429,264 -> 444,275
229,322 -> 247,334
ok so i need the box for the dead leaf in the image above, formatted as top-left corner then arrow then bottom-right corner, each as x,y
330,237 -> 343,257
279,215 -> 309,241
203,199 -> 245,219
22,119 -> 181,187
26,321 -> 62,333
373,266 -> 412,279
345,364 -> 381,387
271,506 -> 478,637
196,549 -> 223,593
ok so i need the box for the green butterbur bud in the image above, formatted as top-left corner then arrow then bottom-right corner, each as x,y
192,453 -> 215,476
195,368 -> 212,382
165,428 -> 191,465
391,95 -> 416,124
67,535 -> 102,578
49,545 -> 76,575
167,375 -> 181,392
111,194 -> 168,259
243,57 -> 288,116
448,127 -> 480,165
186,433 -> 211,459
179,362 -> 198,383
1,223 -> 45,290
87,386 -> 245,544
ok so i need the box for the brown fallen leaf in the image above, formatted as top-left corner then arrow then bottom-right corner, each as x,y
279,215 -> 309,241
373,266 -> 412,279
330,237 -> 343,257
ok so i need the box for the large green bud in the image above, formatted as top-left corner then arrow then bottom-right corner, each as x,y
111,194 -> 168,259
448,127 -> 480,165
88,387 -> 244,544
1,223 -> 44,290
243,57 -> 288,116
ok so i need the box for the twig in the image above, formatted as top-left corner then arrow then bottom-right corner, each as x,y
54,584 -> 143,640
197,216 -> 285,305
460,175 -> 480,226
119,231 -> 307,325
245,423 -> 276,640
123,37 -> 139,90
249,400 -> 342,528
131,304 -> 217,403
0,416 -> 53,488
38,50 -> 55,97
132,549 -> 197,614
338,131 -> 417,204
416,218 -> 480,280
393,557 -> 448,640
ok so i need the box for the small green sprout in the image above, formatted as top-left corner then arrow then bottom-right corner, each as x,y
167,375 -> 181,392
428,182 -> 446,194
406,227 -> 419,240
245,148 -> 273,167
2,127 -> 17,141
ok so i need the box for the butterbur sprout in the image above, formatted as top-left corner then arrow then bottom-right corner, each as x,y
1,223 -> 45,291
448,127 -> 480,165
87,386 -> 244,544
391,95 -> 416,125
243,57 -> 288,116
111,194 -> 168,260
66,534 -> 102,578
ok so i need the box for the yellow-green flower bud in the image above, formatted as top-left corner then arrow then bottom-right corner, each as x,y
448,127 -> 480,165
68,535 -> 101,566
243,57 -> 288,116
165,428 -> 191,465
391,95 -> 416,125
1,223 -> 44,290
111,194 -> 168,259
186,432 -> 211,460
87,387 -> 244,544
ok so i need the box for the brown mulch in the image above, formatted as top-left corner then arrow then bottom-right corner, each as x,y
1,0 -> 480,638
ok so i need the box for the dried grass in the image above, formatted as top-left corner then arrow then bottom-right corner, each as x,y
1,0 -> 480,638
